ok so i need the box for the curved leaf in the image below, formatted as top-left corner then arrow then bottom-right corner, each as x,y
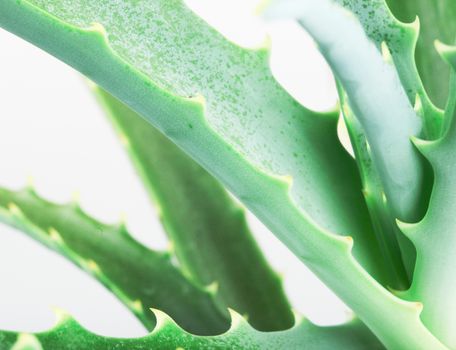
0,0 -> 386,280
0,1 -> 443,348
0,187 -> 228,335
0,310 -> 384,350
338,86 -> 411,287
385,0 -> 456,109
334,0 -> 444,140
266,0 -> 424,221
92,87 -> 293,330
399,45 -> 456,349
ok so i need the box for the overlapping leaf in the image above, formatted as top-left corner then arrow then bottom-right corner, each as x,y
398,46 -> 456,349
266,0 -> 425,224
336,0 -> 444,139
0,187 -> 228,334
0,0 -> 389,279
338,87 -> 410,287
0,0 -> 448,348
93,87 -> 293,331
385,0 -> 456,109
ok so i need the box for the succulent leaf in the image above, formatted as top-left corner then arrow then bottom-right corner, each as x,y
92,87 -> 293,331
334,0 -> 445,140
265,0 -> 425,223
0,310 -> 384,350
399,46 -> 456,349
338,86 -> 412,287
0,0 -> 387,281
0,1 -> 448,348
385,0 -> 456,109
0,187 -> 228,335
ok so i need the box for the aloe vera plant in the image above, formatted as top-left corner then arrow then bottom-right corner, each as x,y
1,0 -> 456,348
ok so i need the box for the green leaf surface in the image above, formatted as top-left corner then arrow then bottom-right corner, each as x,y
334,0 -> 444,140
386,0 -> 456,109
0,310 -> 384,350
92,87 -> 293,331
399,45 -> 456,349
0,1 -> 446,348
0,0 -> 387,280
338,86 -> 412,287
0,187 -> 228,335
265,0 -> 425,222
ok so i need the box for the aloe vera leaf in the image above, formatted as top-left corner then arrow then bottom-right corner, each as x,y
385,0 -> 456,109
398,45 -> 456,349
0,1 -> 446,348
338,86 -> 412,287
0,187 -> 228,335
0,310 -> 384,350
92,86 -> 294,330
0,0 -> 387,281
333,0 -> 444,140
266,0 -> 425,222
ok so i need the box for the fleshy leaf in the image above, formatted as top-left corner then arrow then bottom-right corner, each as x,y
0,0 -> 387,280
265,0 -> 424,222
0,187 -> 228,335
334,0 -> 444,140
0,1 -> 447,348
385,0 -> 456,109
92,86 -> 293,331
338,86 -> 412,287
0,310 -> 384,350
399,45 -> 456,349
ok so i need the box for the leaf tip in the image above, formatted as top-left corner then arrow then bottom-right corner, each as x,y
435,41 -> 456,63
150,308 -> 174,330
118,133 -> 130,147
227,308 -> 246,330
129,299 -> 143,313
88,22 -> 107,37
48,227 -> 64,244
413,94 -> 423,115
381,41 -> 393,64
395,219 -> 418,239
413,301 -> 424,313
11,333 -> 42,350
410,136 -> 435,154
204,281 -> 219,296
8,202 -> 23,217
50,307 -> 72,326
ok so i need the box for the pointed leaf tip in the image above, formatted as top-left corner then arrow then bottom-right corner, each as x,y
381,42 -> 393,64
89,22 -> 107,37
50,307 -> 72,327
410,136 -> 436,155
435,41 -> 456,62
409,16 -> 420,32
414,94 -> 423,114
227,308 -> 247,330
290,310 -> 304,327
12,334 -> 42,350
8,202 -> 23,217
48,227 -> 64,244
149,308 -> 175,330
204,281 -> 219,295
395,219 -> 418,239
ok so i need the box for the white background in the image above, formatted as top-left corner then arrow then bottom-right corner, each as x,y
0,0 -> 351,337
